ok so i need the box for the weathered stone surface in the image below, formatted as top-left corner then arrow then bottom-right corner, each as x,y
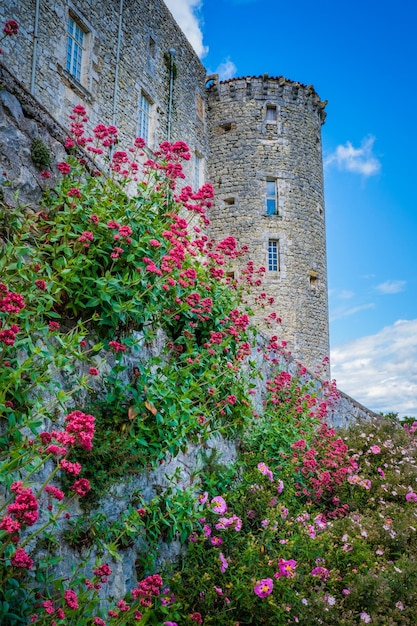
207,76 -> 329,375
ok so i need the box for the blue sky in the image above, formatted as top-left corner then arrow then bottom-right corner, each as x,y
165,0 -> 417,418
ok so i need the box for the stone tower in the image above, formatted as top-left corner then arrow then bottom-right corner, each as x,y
206,75 -> 329,374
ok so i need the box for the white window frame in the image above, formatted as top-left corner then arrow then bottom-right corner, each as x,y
266,105 -> 277,122
268,239 -> 280,272
266,179 -> 277,215
138,92 -> 152,144
66,16 -> 86,83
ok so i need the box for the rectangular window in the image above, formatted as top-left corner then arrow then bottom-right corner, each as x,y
268,240 -> 280,272
266,179 -> 277,215
266,105 -> 277,122
194,154 -> 202,190
196,94 -> 204,119
66,17 -> 85,82
138,93 -> 151,144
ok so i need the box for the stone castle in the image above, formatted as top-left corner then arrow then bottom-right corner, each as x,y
1,0 -> 329,373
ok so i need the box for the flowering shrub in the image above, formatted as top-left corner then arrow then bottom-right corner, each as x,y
2,96 -> 416,625
0,103 -> 260,623
169,413 -> 417,624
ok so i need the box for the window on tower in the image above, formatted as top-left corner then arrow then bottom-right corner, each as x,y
66,16 -> 87,83
268,239 -> 280,272
266,105 -> 277,122
266,179 -> 277,215
138,92 -> 152,145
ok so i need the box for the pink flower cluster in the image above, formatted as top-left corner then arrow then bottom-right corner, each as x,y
7,481 -> 39,526
70,478 -> 91,497
64,410 -> 95,451
292,423 -> 354,502
44,485 -> 65,501
0,323 -> 19,346
3,19 -> 19,36
11,546 -> 33,569
131,574 -> 163,607
0,284 -> 25,313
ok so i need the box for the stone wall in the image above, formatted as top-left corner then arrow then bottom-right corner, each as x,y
0,27 -> 376,432
207,76 -> 329,375
0,0 -> 209,184
0,0 -> 333,373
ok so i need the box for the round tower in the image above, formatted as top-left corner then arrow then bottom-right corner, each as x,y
206,74 -> 329,374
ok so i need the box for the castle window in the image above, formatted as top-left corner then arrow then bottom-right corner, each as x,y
224,197 -> 235,206
268,240 -> 280,272
194,153 -> 202,190
309,270 -> 319,289
66,17 -> 86,82
266,105 -> 277,122
215,121 -> 236,135
138,92 -> 152,144
196,94 -> 204,119
266,179 -> 277,215
149,36 -> 156,58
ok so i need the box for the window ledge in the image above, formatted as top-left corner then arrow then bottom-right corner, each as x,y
264,214 -> 282,219
57,64 -> 93,103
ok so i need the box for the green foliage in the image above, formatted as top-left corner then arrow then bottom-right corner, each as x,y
3,101 -> 416,625
30,138 -> 51,170
170,411 -> 417,625
0,105 -> 260,624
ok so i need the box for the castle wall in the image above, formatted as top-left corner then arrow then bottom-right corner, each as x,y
2,0 -> 330,375
0,0 -> 209,182
207,76 -> 329,374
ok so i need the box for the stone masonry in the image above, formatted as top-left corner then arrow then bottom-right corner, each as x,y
207,76 -> 329,373
2,0 -> 329,373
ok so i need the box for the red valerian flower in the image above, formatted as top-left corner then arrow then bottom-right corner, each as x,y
44,485 -> 65,501
0,285 -> 25,313
35,279 -> 47,291
11,547 -> 33,569
57,162 -> 71,174
60,459 -> 82,475
67,187 -> 81,198
0,515 -> 21,533
7,484 -> 39,526
70,478 -> 91,497
109,340 -> 126,352
4,20 -> 19,36
64,589 -> 79,609
64,410 -> 95,450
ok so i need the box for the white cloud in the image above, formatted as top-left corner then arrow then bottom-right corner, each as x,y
325,136 -> 381,177
331,319 -> 417,418
376,280 -> 406,295
338,290 -> 355,300
164,0 -> 208,58
330,302 -> 375,322
214,57 -> 237,81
